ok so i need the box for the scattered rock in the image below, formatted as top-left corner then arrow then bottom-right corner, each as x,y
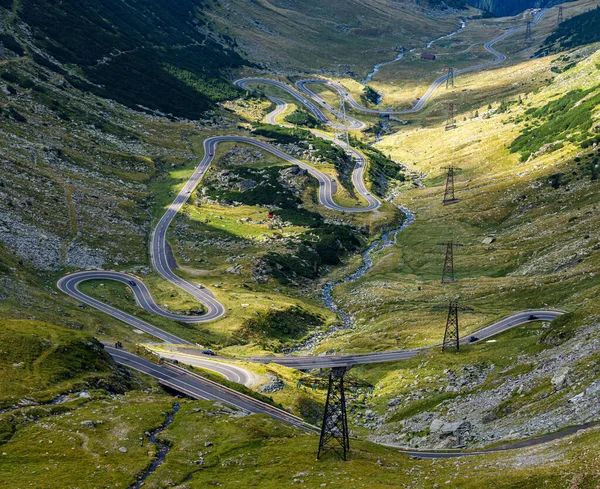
258,375 -> 285,393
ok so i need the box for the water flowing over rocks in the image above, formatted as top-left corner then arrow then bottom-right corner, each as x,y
291,206 -> 415,353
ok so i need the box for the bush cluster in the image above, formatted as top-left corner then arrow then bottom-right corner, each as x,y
536,6 -> 600,57
509,85 -> 600,161
238,306 -> 324,341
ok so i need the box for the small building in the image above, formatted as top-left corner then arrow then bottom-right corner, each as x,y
421,52 -> 436,60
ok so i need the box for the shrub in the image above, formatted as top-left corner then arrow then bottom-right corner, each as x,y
284,109 -> 322,128
238,306 -> 324,341
509,86 -> 600,161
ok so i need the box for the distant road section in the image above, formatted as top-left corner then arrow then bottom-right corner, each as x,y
235,78 -> 367,130
247,310 -> 564,369
241,9 -> 550,118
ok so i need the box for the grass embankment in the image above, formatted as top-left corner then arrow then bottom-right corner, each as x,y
329,50 -> 600,351
3,391 -> 599,488
312,49 -> 600,424
360,0 -> 600,111
0,320 -> 125,411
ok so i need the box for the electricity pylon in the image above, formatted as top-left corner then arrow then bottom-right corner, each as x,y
442,300 -> 460,352
299,368 -> 373,461
446,67 -> 455,89
441,239 -> 458,284
525,22 -> 532,42
441,165 -> 461,205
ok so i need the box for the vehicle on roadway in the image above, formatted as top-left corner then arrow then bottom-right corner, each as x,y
208,153 -> 213,156
202,349 -> 216,356
527,314 -> 538,321
468,336 -> 479,343
128,280 -> 136,286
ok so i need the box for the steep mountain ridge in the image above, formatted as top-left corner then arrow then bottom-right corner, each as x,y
9,0 -> 246,118
465,0 -> 566,15
201,0 -> 467,74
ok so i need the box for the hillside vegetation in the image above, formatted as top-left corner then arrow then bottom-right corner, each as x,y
203,0 -> 467,74
1,0 -> 600,486
325,46 -> 600,451
536,5 -> 600,56
16,0 -> 246,118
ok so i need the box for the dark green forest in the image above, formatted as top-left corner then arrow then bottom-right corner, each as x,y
464,0 -> 569,16
536,6 -> 600,56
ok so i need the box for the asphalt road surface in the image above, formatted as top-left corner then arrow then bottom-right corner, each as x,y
246,310 -> 564,369
243,9 -> 550,117
108,337 -> 596,461
57,135 -> 380,337
57,272 -> 191,344
107,347 -> 315,431
259,94 -> 380,212
235,78 -> 367,130
157,350 -> 258,387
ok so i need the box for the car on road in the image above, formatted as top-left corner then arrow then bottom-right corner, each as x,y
468,336 -> 479,343
128,280 -> 136,286
208,153 -> 213,156
202,349 -> 216,356
527,314 -> 538,321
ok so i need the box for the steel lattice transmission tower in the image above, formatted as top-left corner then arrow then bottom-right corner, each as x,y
446,67 -> 455,89
299,368 -> 373,461
442,300 -> 460,352
318,366 -> 350,460
441,165 -> 461,205
445,101 -> 456,130
557,6 -> 564,25
441,239 -> 458,284
525,22 -> 532,42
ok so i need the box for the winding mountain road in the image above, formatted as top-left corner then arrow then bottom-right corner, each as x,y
57,135 -> 381,334
243,9 -> 549,117
235,78 -> 367,130
247,310 -> 564,369
59,7 -> 551,337
107,347 -> 315,430
52,7 -> 575,454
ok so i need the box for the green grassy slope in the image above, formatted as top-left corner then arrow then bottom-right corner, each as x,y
321,45 -> 600,448
1,392 -> 599,488
1,0 -> 600,484
205,0 -> 470,75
